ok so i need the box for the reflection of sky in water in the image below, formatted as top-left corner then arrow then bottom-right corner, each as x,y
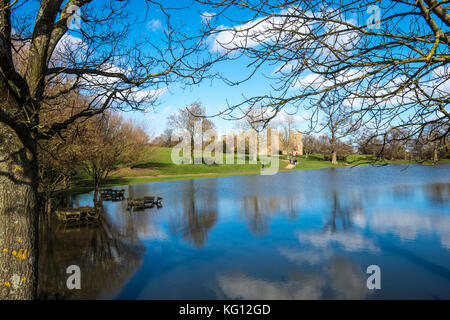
44,164 -> 450,299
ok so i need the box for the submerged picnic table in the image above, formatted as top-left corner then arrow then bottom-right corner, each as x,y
126,196 -> 163,210
56,206 -> 99,223
100,188 -> 125,201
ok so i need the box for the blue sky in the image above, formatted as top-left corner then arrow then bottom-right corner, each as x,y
119,1 -> 271,135
120,0 -> 315,136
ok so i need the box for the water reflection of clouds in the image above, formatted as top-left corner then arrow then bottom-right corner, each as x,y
218,271 -> 326,300
217,257 -> 371,300
219,225 -> 375,300
137,224 -> 169,241
370,211 -> 450,249
351,210 -> 366,228
326,258 -> 371,299
297,231 -> 379,252
278,247 -> 329,266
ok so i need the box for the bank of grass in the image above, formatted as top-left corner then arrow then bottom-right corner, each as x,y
67,146 -> 450,195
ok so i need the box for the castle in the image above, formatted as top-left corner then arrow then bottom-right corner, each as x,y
220,128 -> 303,156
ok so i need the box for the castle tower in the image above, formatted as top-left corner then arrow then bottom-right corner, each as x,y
284,130 -> 303,155
294,132 -> 303,155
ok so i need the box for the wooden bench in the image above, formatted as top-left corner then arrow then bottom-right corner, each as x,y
100,189 -> 125,201
126,196 -> 163,210
56,206 -> 99,224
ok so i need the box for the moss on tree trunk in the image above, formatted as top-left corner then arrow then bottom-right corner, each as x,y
0,124 -> 38,300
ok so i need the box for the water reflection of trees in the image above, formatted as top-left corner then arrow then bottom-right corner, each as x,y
38,205 -> 145,299
238,187 -> 364,236
393,185 -> 414,198
324,191 -> 351,232
239,196 -> 299,236
169,180 -> 218,248
323,190 -> 365,233
424,183 -> 450,204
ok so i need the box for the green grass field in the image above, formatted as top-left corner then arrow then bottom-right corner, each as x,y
68,146 -> 450,195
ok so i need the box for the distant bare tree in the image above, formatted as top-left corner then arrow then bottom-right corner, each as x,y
313,87 -> 357,164
235,106 -> 270,160
161,129 -> 175,147
237,106 -> 268,133
381,128 -> 409,161
278,114 -> 298,154
167,103 -> 215,163
411,124 -> 450,162
302,134 -> 318,158
356,134 -> 383,157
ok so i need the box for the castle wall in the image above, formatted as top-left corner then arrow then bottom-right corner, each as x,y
280,131 -> 303,155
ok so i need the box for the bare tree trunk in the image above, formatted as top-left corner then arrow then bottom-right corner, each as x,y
64,176 -> 70,189
331,150 -> 337,165
93,174 -> 99,203
45,191 -> 51,215
190,135 -> 195,164
330,135 -> 338,165
0,124 -> 38,300
433,141 -> 439,164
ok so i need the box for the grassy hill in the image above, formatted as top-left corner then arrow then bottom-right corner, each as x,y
69,146 -> 449,194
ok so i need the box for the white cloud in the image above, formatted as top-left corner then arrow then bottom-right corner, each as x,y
209,5 -> 360,61
292,67 -> 371,91
128,86 -> 167,102
273,112 -> 309,124
161,105 -> 172,113
431,65 -> 450,94
201,12 -> 216,24
147,19 -> 162,32
209,9 -> 311,53
51,33 -> 86,63
81,63 -> 129,87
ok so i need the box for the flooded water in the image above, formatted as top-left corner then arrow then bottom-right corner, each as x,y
38,164 -> 450,299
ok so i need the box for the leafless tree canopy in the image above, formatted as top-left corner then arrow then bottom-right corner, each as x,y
1,0 -> 215,150
161,0 -> 449,144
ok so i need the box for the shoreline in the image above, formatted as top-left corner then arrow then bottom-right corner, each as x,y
65,159 -> 449,196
